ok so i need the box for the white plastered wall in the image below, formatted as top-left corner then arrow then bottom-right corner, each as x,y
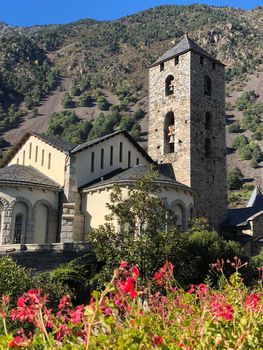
74,133 -> 151,188
83,184 -> 194,233
8,135 -> 67,186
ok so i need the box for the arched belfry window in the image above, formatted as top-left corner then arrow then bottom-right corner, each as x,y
14,214 -> 23,244
204,76 -> 212,96
165,75 -> 174,96
164,112 -> 175,154
205,138 -> 211,158
205,112 -> 212,130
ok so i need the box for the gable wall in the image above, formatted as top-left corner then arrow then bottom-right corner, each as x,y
8,135 -> 67,186
74,134 -> 151,188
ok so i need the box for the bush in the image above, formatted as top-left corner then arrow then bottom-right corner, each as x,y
227,167 -> 243,190
62,93 -> 73,108
97,96 -> 108,110
228,121 -> 241,133
78,92 -> 92,107
1,258 -> 262,349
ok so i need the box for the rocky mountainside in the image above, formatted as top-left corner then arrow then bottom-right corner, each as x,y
0,4 -> 263,205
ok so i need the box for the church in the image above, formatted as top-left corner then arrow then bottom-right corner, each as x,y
0,34 -> 256,250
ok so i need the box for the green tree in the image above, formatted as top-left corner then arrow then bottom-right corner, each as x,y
97,96 -> 108,110
78,92 -> 92,107
227,167 -> 243,190
62,93 -> 73,108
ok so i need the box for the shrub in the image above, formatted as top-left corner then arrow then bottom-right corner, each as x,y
232,135 -> 249,149
228,121 -> 241,133
97,96 -> 108,110
227,167 -> 243,190
62,93 -> 73,108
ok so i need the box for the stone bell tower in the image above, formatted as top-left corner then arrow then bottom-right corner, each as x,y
148,34 -> 227,229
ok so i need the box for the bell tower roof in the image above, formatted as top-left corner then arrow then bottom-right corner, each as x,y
150,34 -> 224,67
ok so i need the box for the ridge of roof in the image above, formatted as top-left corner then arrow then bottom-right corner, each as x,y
151,34 -> 224,67
246,186 -> 263,208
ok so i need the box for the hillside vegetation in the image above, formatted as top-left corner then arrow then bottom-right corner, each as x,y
0,4 -> 263,205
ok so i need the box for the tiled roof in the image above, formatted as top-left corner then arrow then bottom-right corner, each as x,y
246,186 -> 263,208
32,132 -> 76,153
0,165 -> 61,190
151,34 -> 224,67
81,164 -> 191,191
224,207 -> 263,227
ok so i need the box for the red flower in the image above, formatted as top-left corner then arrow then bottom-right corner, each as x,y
132,266 -> 140,278
153,335 -> 163,347
58,295 -> 71,310
153,261 -> 174,286
56,324 -> 71,341
210,295 -> 234,321
120,261 -> 129,269
105,307 -> 111,316
68,305 -> 84,324
9,336 -> 22,347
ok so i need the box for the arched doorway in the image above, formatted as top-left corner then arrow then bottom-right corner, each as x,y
34,204 -> 49,244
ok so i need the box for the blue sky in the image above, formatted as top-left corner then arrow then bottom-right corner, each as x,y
1,0 -> 261,26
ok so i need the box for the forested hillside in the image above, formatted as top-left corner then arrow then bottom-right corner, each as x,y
0,4 -> 263,206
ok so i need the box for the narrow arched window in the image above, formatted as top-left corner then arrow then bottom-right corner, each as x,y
119,142 -> 123,163
48,153 -> 51,169
165,75 -> 174,96
41,149 -> 44,166
128,151 -> 131,168
164,112 -> 175,154
101,149 -> 104,169
110,146 -> 113,166
35,146 -> 38,162
29,143 -> 32,159
205,112 -> 212,130
22,150 -> 25,165
136,158 -> 139,165
205,138 -> 211,158
204,76 -> 212,96
14,214 -> 23,244
91,152 -> 95,172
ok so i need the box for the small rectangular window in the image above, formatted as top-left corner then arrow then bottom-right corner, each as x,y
119,142 -> 123,163
17,158 -> 19,164
136,158 -> 139,165
91,152 -> 95,172
160,62 -> 164,71
128,151 -> 131,168
48,153 -> 51,169
212,61 -> 216,70
110,146 -> 113,166
200,56 -> 204,65
35,146 -> 38,162
41,150 -> 44,166
29,143 -> 32,159
22,150 -> 25,165
101,149 -> 104,169
175,56 -> 179,65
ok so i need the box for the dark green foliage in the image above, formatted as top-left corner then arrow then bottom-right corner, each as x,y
71,82 -> 81,96
133,108 -> 145,120
78,92 -> 92,107
129,123 -> 141,140
232,135 -> 249,149
228,121 -> 241,133
97,96 -> 108,110
62,92 -> 73,108
46,110 -> 92,143
118,116 -> 135,132
237,90 -> 258,111
88,170 -> 244,288
227,167 -> 243,190
0,257 -> 32,305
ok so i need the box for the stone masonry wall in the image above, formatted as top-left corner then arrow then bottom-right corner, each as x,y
148,49 -> 228,230
148,52 -> 191,185
190,52 -> 227,228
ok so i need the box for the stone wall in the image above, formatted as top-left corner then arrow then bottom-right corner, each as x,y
148,49 -> 228,230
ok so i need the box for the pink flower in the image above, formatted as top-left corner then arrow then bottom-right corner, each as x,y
245,293 -> 260,311
210,296 -> 234,321
68,305 -> 84,324
56,324 -> 70,341
120,261 -> 129,269
188,285 -> 195,294
58,295 -> 71,310
153,261 -> 174,286
105,307 -> 111,316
